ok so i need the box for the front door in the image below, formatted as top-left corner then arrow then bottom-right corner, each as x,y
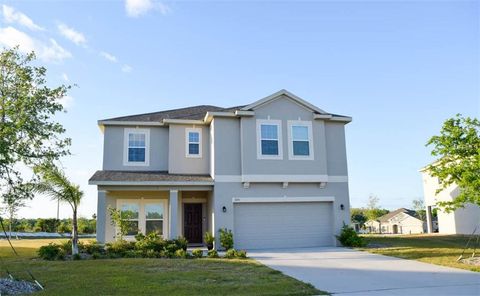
184,203 -> 202,244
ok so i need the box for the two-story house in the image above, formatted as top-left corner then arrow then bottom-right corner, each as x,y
89,90 -> 352,249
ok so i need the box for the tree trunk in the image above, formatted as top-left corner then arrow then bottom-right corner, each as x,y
8,216 -> 12,240
72,208 -> 79,255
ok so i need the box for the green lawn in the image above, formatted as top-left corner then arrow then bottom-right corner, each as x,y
360,234 -> 480,272
0,239 -> 322,296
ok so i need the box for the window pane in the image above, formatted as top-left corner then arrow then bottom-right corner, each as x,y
125,221 -> 139,236
129,133 -> 145,147
189,143 -> 199,155
189,132 -> 199,143
293,141 -> 310,156
120,203 -> 139,219
261,124 -> 278,139
261,140 -> 279,155
146,221 -> 163,235
128,147 -> 145,162
292,126 -> 309,140
145,204 -> 163,219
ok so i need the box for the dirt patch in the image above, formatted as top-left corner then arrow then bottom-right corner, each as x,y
460,257 -> 480,266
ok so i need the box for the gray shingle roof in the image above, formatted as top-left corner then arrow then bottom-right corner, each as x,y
377,208 -> 419,222
101,105 -> 247,122
89,170 -> 213,184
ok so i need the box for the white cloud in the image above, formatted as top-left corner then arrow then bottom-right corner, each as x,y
60,95 -> 74,109
2,5 -> 44,31
125,0 -> 170,18
100,51 -> 117,63
61,73 -> 69,82
57,23 -> 87,46
0,26 -> 71,62
121,64 -> 132,73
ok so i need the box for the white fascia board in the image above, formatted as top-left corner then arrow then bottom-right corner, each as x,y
88,180 -> 214,186
235,110 -> 255,116
162,119 -> 206,125
204,111 -> 237,123
313,114 -> 333,120
215,175 -> 243,182
232,196 -> 335,203
98,120 -> 164,127
330,116 -> 352,123
242,174 -> 329,183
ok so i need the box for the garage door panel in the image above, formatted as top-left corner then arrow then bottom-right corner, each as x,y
234,202 -> 333,250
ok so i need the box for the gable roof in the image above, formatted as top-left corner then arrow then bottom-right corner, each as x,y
98,89 -> 351,126
241,89 -> 327,114
377,208 -> 419,223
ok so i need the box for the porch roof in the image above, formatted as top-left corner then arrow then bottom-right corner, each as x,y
89,170 -> 214,186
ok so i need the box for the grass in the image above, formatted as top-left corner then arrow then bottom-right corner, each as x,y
360,234 -> 480,272
0,239 -> 323,296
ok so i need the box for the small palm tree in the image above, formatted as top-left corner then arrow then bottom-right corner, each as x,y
34,163 -> 83,255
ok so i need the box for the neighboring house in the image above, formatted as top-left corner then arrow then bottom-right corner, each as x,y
89,89 -> 352,249
421,167 -> 480,234
364,208 -> 426,234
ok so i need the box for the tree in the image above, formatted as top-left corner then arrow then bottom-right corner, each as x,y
33,163 -> 83,255
0,47 -> 70,223
1,184 -> 29,238
412,198 -> 426,221
350,208 -> 367,227
426,114 -> 480,212
364,195 -> 389,221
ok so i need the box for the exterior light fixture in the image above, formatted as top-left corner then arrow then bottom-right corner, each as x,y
222,206 -> 227,213
340,204 -> 345,210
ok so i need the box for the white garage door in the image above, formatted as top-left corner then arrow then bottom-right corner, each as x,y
234,202 -> 333,250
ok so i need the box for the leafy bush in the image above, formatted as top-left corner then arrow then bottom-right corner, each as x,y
207,249 -> 219,258
92,252 -> 102,260
337,225 -> 366,247
224,249 -> 236,259
105,240 -> 135,256
83,242 -> 104,255
135,232 -> 165,253
219,228 -> 234,250
235,250 -> 247,259
174,249 -> 187,258
144,249 -> 159,258
59,240 -> 85,255
174,237 -> 188,251
38,243 -> 63,260
192,249 -> 203,258
124,250 -> 143,258
72,253 -> 81,260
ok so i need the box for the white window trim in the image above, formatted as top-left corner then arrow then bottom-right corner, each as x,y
287,120 -> 314,160
116,199 -> 169,240
185,127 -> 202,158
256,119 -> 283,160
123,128 -> 150,166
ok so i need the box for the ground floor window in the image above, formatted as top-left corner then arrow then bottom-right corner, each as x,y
117,199 -> 167,238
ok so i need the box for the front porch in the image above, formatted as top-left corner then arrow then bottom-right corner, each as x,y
96,188 -> 214,244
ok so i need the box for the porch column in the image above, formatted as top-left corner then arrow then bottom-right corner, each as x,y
169,190 -> 179,239
96,190 -> 107,244
426,205 -> 433,233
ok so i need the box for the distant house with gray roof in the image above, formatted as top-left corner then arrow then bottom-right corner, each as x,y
365,208 -> 426,234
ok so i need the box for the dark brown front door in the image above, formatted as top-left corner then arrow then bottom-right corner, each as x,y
184,203 -> 202,244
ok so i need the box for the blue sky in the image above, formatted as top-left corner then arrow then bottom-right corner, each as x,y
1,0 -> 478,218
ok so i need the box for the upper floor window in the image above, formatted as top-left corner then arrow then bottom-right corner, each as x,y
288,121 -> 314,160
123,128 -> 150,166
186,128 -> 202,158
256,119 -> 283,160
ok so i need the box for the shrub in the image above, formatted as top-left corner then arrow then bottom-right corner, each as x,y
235,250 -> 247,259
38,243 -> 63,260
72,253 -> 81,260
174,249 -> 187,258
224,249 -> 236,259
144,249 -> 159,258
174,237 -> 188,251
92,252 -> 102,260
135,232 -> 165,253
207,249 -> 219,258
192,249 -> 203,258
106,240 -> 135,256
84,242 -> 104,255
124,250 -> 142,258
218,228 -> 234,250
337,225 -> 366,247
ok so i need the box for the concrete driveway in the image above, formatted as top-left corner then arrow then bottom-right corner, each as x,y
249,247 -> 480,295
